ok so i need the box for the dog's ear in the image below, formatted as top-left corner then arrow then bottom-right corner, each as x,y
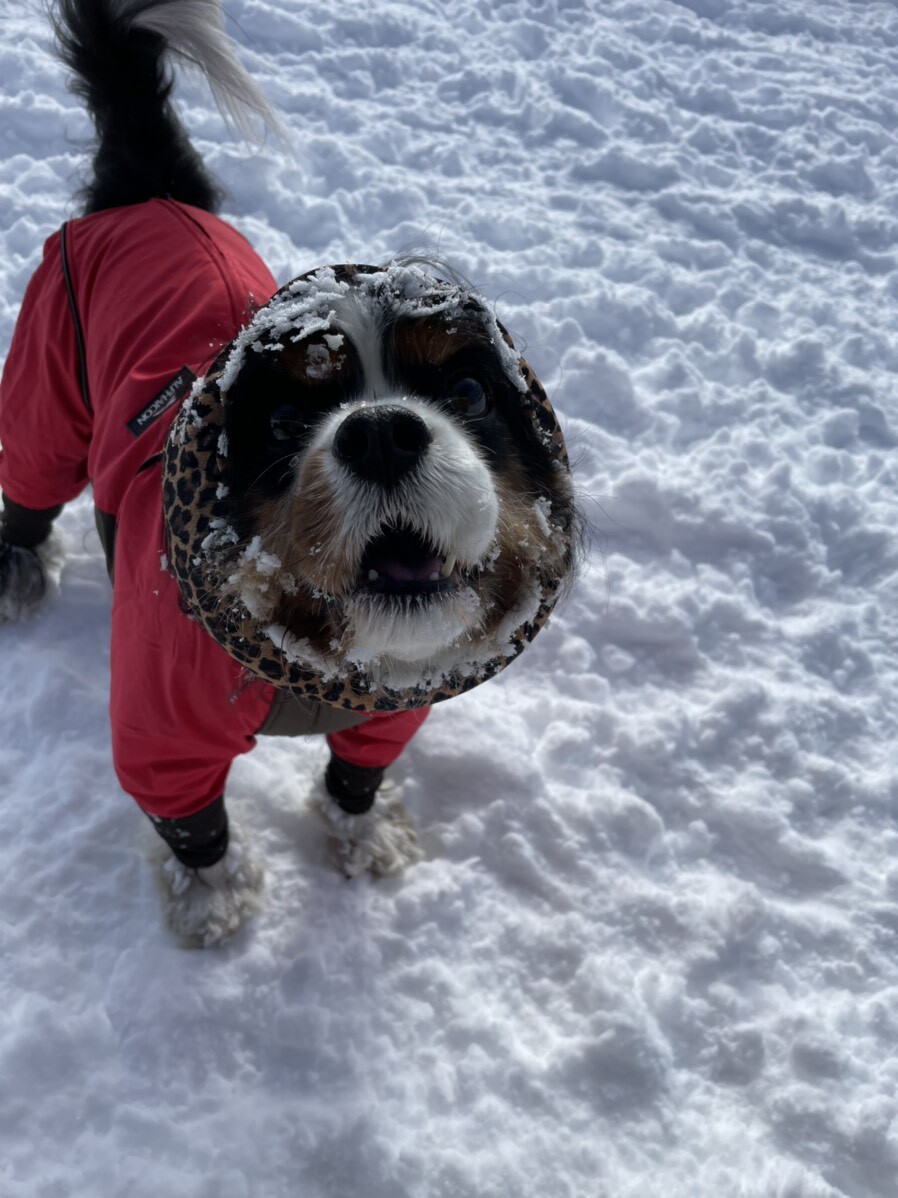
223,335 -> 363,503
223,350 -> 305,501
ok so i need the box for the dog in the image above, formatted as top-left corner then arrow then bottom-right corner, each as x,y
0,0 -> 577,946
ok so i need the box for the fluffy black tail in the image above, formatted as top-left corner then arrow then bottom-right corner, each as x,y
52,0 -> 275,214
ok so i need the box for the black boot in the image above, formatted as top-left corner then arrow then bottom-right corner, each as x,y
0,542 -> 48,620
0,496 -> 63,623
1,496 -> 63,549
324,754 -> 385,815
148,795 -> 229,868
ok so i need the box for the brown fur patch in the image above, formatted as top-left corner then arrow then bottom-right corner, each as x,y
477,464 -> 571,638
390,313 -> 492,368
240,449 -> 360,653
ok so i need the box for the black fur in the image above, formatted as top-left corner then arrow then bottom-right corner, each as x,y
223,342 -> 364,507
0,496 -> 63,549
52,0 -> 223,214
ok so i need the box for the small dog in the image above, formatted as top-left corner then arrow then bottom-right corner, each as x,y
0,0 -> 577,946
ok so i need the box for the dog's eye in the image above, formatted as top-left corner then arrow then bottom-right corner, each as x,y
269,403 -> 304,442
446,376 -> 489,417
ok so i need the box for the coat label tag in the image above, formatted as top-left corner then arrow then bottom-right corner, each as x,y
127,367 -> 196,437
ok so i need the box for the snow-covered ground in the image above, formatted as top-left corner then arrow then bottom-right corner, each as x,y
2,0 -> 898,1194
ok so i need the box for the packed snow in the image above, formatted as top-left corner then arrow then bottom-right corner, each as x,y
2,1 -> 898,1195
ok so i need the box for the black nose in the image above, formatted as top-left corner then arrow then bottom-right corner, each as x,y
333,406 -> 432,486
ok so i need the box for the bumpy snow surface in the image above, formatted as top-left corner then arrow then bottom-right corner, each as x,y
2,2 -> 898,1195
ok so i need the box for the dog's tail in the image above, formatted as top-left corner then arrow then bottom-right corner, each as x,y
52,0 -> 277,214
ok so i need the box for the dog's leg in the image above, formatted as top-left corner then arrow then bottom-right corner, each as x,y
149,799 -> 264,948
315,755 -> 424,878
0,498 -> 64,623
0,543 -> 50,623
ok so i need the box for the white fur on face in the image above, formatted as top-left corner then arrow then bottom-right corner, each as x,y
287,395 -> 500,665
302,398 -> 499,571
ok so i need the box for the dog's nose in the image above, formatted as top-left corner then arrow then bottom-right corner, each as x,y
333,406 -> 432,486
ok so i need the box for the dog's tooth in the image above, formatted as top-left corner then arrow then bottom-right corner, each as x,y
429,572 -> 439,582
440,556 -> 457,579
368,569 -> 379,581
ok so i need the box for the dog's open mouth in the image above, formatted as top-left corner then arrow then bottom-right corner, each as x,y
357,525 -> 465,596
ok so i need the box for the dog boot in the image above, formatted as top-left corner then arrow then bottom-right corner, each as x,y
324,754 -> 385,815
0,543 -> 48,623
0,497 -> 63,623
149,798 -> 263,948
316,753 -> 424,878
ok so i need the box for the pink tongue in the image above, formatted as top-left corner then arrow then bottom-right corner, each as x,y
372,552 -> 443,582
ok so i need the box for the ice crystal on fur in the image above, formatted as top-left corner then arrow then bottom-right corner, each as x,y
305,342 -> 335,379
217,262 -> 528,400
266,624 -> 345,682
229,537 -> 295,621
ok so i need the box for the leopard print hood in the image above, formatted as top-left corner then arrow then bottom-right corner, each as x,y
162,263 -> 573,713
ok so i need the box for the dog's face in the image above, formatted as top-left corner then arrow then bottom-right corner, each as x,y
186,264 -> 575,694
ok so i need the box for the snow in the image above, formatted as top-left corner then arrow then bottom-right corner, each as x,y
2,0 -> 898,1194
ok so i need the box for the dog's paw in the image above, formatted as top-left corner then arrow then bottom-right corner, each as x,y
0,542 -> 48,623
157,825 -> 264,948
315,781 -> 424,879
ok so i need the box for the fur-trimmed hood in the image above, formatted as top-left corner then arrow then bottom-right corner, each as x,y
162,262 -> 575,712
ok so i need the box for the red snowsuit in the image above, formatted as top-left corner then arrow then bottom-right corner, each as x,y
0,199 -> 427,819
